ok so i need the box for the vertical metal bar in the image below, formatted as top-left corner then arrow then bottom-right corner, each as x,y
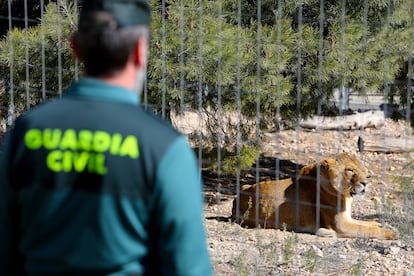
406,2 -> 413,127
379,0 -> 392,227
197,0 -> 204,168
234,0 -> 242,226
339,0 -> 346,118
73,0 -> 79,81
359,0 -> 368,154
316,0 -> 325,239
56,0 -> 63,97
294,2 -> 304,273
275,0 -> 283,229
295,0 -> 303,235
254,0 -> 262,233
24,0 -> 30,110
273,2 -> 283,270
179,0 -> 185,115
336,0 -> 346,220
254,1 -> 262,274
40,0 -> 46,100
161,0 -> 167,119
216,0 -> 223,203
7,0 -> 15,126
403,0 -> 413,226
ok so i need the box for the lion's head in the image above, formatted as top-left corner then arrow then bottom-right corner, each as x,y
298,152 -> 369,198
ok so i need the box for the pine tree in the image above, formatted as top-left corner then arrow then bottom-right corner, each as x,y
0,1 -> 76,120
1,0 -> 413,171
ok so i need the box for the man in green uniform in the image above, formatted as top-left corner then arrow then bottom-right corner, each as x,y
0,0 -> 212,275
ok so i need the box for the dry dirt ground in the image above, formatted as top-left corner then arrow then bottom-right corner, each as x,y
200,119 -> 414,275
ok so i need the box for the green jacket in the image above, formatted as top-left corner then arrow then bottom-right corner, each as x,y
0,78 -> 212,275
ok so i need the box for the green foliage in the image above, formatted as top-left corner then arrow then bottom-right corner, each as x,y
2,0 -> 413,119
302,247 -> 317,273
256,231 -> 280,270
2,0 -> 414,171
232,250 -> 249,276
148,0 -> 296,119
390,154 -> 414,240
281,231 -> 297,264
0,0 -> 49,35
201,144 -> 258,176
348,260 -> 365,276
220,146 -> 258,175
0,0 -> 77,116
145,0 -> 414,172
241,196 -> 253,225
148,0 -> 414,127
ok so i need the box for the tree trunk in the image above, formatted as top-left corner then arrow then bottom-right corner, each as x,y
299,111 -> 385,130
357,135 -> 414,153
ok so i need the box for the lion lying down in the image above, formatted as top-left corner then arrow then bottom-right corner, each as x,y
232,152 -> 397,239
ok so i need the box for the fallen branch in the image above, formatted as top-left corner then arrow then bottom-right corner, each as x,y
299,111 -> 385,130
357,135 -> 414,153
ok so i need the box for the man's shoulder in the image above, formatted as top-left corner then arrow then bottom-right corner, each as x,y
9,100 -> 59,131
16,98 -> 64,121
138,108 -> 182,137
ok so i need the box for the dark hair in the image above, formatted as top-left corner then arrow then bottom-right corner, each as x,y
74,11 -> 148,77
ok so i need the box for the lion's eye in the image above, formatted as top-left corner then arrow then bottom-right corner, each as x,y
345,169 -> 354,178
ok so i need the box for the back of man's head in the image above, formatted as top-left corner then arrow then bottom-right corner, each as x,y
74,0 -> 150,77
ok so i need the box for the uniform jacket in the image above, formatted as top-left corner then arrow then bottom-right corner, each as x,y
0,78 -> 212,275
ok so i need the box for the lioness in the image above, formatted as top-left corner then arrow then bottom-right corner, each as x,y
232,152 -> 397,239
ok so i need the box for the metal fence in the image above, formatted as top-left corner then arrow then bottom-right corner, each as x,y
1,0 -> 414,274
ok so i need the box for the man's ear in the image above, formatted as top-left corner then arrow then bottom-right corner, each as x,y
133,37 -> 148,68
70,35 -> 81,61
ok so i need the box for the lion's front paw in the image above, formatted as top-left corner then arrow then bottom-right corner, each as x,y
383,228 -> 398,240
316,228 -> 337,238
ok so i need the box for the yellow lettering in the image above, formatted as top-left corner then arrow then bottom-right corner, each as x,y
25,129 -> 42,150
78,130 -> 93,151
94,153 -> 107,175
109,133 -> 123,155
43,129 -> 61,149
88,152 -> 95,172
119,135 -> 139,159
26,128 -> 137,175
73,152 -> 90,172
60,129 -> 78,150
93,131 -> 111,152
62,151 -> 72,172
47,150 -> 62,172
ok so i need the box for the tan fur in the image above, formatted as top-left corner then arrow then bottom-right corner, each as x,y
232,152 -> 397,239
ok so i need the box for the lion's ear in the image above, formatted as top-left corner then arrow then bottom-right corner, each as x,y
298,164 -> 315,179
338,152 -> 357,163
322,159 -> 339,180
340,151 -> 352,158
